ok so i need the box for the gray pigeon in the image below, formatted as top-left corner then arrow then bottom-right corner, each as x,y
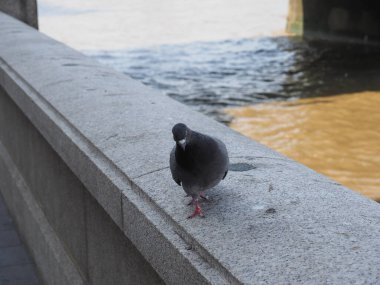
170,123 -> 229,218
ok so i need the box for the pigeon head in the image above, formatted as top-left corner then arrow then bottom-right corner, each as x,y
172,123 -> 189,150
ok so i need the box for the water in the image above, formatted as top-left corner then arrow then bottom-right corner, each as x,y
39,0 -> 380,200
85,37 -> 300,122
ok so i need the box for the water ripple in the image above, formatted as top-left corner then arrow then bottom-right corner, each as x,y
85,37 -> 380,123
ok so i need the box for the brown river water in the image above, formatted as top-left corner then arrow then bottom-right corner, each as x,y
226,92 -> 380,201
39,0 -> 380,201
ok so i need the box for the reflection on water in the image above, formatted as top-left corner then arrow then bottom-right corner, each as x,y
226,92 -> 380,201
39,0 -> 288,50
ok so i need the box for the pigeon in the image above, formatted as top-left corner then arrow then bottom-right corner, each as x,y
170,123 -> 229,218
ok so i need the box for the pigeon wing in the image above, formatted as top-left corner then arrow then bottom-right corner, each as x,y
170,146 -> 182,186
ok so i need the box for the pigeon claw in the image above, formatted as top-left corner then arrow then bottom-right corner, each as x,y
187,204 -> 204,219
200,192 -> 209,201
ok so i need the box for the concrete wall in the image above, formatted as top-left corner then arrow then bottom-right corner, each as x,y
0,85 -> 165,285
0,0 -> 38,29
287,0 -> 380,44
1,12 -> 380,285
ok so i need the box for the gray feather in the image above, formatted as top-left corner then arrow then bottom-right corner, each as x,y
170,147 -> 182,186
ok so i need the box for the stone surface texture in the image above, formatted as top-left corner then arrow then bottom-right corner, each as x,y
1,12 -> 380,285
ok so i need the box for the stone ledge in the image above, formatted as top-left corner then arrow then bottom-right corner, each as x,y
1,12 -> 380,284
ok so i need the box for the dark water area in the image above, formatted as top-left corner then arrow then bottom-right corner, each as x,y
85,36 -> 380,123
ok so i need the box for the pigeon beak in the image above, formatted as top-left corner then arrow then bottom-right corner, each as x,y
178,139 -> 186,150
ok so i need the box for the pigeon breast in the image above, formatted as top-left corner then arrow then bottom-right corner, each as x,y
170,129 -> 229,195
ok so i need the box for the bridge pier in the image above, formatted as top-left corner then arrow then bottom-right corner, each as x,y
0,0 -> 38,29
288,0 -> 380,44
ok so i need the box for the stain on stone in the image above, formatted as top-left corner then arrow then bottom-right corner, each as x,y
104,93 -> 127,97
229,163 -> 256,172
290,199 -> 299,205
336,232 -> 350,238
62,63 -> 79,67
265,208 -> 276,214
105,134 -> 118,141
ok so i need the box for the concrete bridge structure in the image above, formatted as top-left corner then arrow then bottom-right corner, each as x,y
288,0 -> 380,44
0,0 -> 38,29
1,1 -> 380,285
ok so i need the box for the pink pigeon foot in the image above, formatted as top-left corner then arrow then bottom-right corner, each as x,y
187,203 -> 205,219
